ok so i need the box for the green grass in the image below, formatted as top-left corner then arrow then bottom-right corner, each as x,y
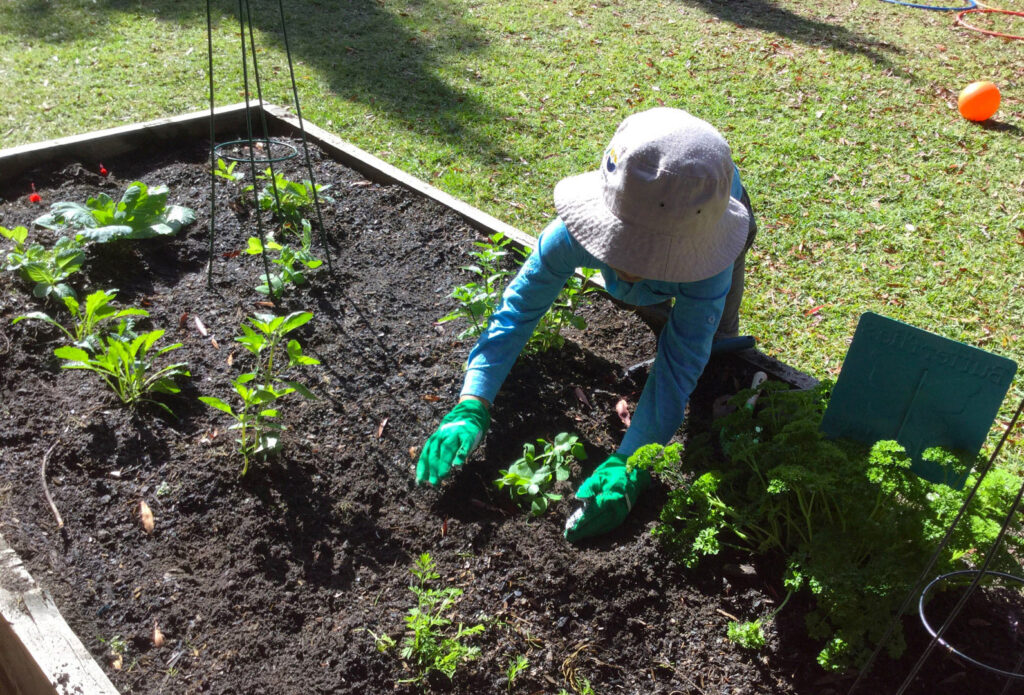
2,0 -> 1022,465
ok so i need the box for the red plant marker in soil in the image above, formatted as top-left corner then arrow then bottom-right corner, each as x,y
28,182 -> 41,203
99,163 -> 109,176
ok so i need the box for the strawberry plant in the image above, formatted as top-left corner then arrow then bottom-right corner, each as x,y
629,381 -> 1024,671
212,157 -> 244,182
199,311 -> 320,475
34,181 -> 196,243
495,432 -> 586,516
54,325 -> 190,414
13,288 -> 147,352
2,225 -> 84,300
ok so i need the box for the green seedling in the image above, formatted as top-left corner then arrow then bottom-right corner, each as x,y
246,168 -> 333,230
2,226 -> 84,300
437,232 -> 516,340
726,589 -> 792,651
247,220 -> 323,295
13,288 -> 147,352
54,325 -> 189,414
375,553 -> 484,685
527,267 -> 599,354
506,654 -> 529,692
212,157 -> 244,182
34,181 -> 196,243
199,311 -> 320,475
495,432 -> 586,516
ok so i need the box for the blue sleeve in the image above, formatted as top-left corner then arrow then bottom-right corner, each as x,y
731,164 -> 744,200
618,268 -> 732,455
461,220 -> 588,403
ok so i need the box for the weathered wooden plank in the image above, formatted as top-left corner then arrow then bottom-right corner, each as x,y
0,535 -> 120,695
0,103 -> 254,186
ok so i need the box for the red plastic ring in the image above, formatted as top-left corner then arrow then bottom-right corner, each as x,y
956,8 -> 1024,40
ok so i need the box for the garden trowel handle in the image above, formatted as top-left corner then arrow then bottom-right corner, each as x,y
744,371 -> 768,410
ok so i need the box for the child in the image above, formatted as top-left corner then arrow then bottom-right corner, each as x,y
417,107 -> 757,542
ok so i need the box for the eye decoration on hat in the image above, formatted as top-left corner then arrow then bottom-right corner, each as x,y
603,146 -> 618,173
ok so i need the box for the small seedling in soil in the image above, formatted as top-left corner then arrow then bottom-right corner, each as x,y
199,311 -> 320,475
212,157 -> 244,182
495,432 -> 586,516
54,323 -> 190,415
526,267 -> 599,354
246,220 -> 323,296
505,654 -> 529,692
13,288 -> 148,352
33,181 -> 196,243
437,232 -> 516,340
376,553 -> 484,685
438,234 -> 598,351
246,168 -> 332,231
1,225 -> 84,301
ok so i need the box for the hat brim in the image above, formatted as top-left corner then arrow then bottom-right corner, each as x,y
553,170 -> 750,283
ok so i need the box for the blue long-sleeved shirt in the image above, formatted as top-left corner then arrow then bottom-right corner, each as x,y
461,168 -> 744,455
461,220 -> 730,455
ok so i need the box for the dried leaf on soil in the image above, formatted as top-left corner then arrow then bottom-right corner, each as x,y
194,316 -> 209,337
153,621 -> 165,647
377,417 -> 389,439
574,386 -> 593,410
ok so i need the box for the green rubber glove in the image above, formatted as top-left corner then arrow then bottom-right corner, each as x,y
564,453 -> 651,542
416,399 -> 491,486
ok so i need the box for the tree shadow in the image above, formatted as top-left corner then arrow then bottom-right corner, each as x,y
3,0 -> 510,163
679,0 -> 903,68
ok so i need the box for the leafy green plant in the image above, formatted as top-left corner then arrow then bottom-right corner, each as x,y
34,181 -> 196,243
629,381 -> 1024,671
495,432 -> 586,516
506,654 -> 529,692
212,157 -> 244,182
13,288 -> 147,351
199,311 -> 320,475
246,168 -> 333,230
526,267 -> 599,354
54,325 -> 189,414
246,220 -> 323,295
437,232 -> 516,340
374,553 -> 485,685
2,225 -> 84,300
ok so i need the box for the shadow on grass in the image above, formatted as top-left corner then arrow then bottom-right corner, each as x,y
680,0 -> 903,67
4,0 -> 511,162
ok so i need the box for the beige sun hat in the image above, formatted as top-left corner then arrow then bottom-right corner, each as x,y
553,107 -> 750,283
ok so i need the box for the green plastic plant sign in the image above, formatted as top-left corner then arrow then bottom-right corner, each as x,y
820,312 -> 1017,487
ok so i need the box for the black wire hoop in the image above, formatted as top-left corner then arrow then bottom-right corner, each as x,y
919,569 -> 1024,680
213,138 -> 299,164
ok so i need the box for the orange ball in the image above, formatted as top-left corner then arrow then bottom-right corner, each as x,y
958,81 -> 1001,122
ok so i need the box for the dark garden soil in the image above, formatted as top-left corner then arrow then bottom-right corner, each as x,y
0,136 -> 1018,695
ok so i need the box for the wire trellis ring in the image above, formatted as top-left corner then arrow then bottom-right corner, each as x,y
878,0 -> 976,10
957,9 -> 1024,40
919,569 -> 1024,680
213,138 -> 299,164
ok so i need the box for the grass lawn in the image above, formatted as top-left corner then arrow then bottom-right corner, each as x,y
2,0 -> 1022,465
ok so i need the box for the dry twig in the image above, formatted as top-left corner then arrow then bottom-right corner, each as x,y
40,438 -> 64,529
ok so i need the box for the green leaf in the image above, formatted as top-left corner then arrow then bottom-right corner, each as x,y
199,396 -> 235,416
54,345 -> 90,361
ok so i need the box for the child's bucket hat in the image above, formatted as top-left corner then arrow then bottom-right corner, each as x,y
553,107 -> 750,283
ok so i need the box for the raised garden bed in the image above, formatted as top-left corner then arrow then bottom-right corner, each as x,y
0,106 -> 1011,694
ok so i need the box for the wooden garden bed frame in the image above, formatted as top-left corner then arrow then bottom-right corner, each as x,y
0,103 -> 815,694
